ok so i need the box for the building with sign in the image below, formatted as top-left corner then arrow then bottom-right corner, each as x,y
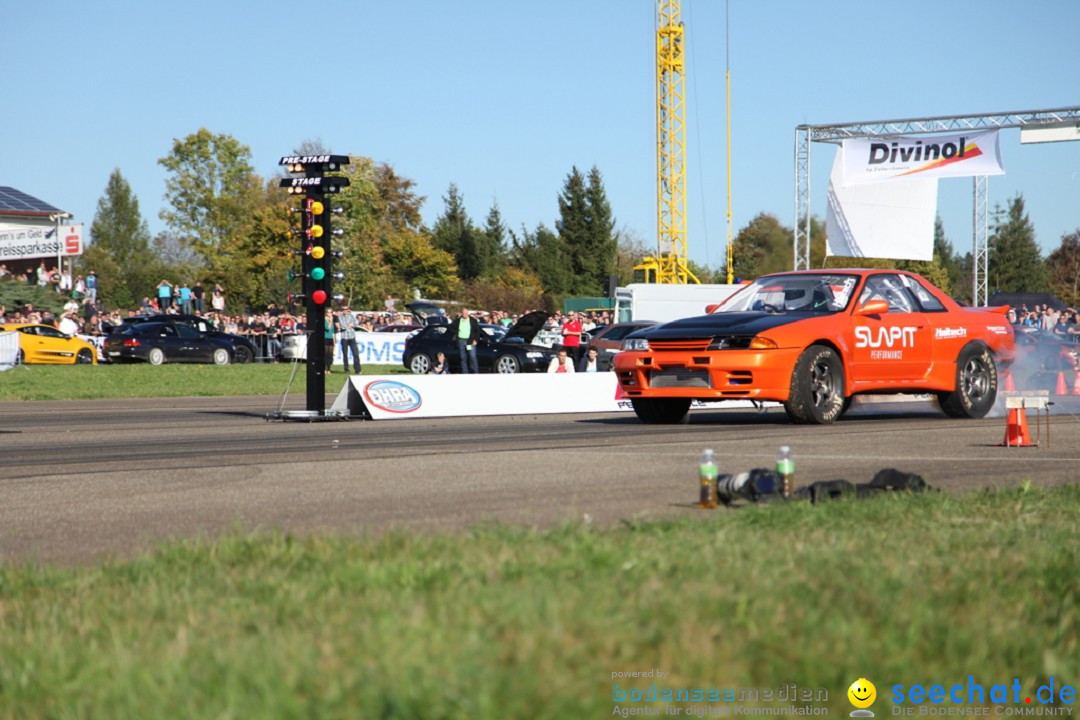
0,186 -> 83,279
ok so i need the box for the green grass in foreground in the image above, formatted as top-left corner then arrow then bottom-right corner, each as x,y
1,486 -> 1078,719
0,363 -> 408,401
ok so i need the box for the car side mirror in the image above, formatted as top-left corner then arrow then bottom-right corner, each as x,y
705,303 -> 720,314
854,299 -> 889,316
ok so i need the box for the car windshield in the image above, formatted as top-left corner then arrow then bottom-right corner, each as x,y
716,273 -> 859,314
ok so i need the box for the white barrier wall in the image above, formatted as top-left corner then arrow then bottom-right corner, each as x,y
331,372 -> 637,419
0,332 -> 18,370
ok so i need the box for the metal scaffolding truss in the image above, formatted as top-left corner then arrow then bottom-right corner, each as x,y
793,105 -> 1080,305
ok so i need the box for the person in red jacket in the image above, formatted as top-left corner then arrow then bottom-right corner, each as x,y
561,312 -> 584,366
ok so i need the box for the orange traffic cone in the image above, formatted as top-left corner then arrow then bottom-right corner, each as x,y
1000,408 -> 1035,447
1073,371 -> 1080,396
1056,371 -> 1070,396
1002,370 -> 1016,392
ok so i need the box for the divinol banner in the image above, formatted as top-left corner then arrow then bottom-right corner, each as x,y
842,130 -> 1004,185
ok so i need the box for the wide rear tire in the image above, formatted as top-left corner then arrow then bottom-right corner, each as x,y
148,347 -> 166,366
76,348 -> 95,364
939,343 -> 997,419
631,397 -> 691,424
784,344 -> 846,424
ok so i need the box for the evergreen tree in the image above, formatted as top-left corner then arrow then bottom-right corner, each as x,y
554,166 -> 618,295
478,202 -> 508,279
584,166 -> 618,290
510,223 -> 572,296
556,166 -> 591,293
1046,230 -> 1080,306
989,194 -> 1047,293
85,169 -> 158,308
431,184 -> 483,281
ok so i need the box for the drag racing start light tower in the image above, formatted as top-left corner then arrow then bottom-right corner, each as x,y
278,154 -> 349,419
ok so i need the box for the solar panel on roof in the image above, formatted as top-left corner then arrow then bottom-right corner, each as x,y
0,187 -> 65,215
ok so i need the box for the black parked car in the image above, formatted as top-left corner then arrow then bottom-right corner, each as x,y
112,314 -> 257,363
402,311 -> 556,374
103,322 -> 233,365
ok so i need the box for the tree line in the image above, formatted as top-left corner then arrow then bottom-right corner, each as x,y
83,128 -> 1080,313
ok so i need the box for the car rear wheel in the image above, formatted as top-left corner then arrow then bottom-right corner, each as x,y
631,397 -> 691,424
212,348 -> 230,365
409,353 -> 432,374
76,349 -> 94,364
939,343 -> 997,419
233,345 -> 253,364
785,344 -> 845,424
148,347 -> 166,366
495,355 -> 520,374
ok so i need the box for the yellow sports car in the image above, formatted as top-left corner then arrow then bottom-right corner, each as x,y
0,323 -> 98,365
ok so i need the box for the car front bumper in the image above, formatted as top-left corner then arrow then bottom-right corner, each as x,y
614,347 -> 803,402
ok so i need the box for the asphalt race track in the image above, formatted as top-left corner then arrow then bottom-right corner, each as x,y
3,394 -> 1080,565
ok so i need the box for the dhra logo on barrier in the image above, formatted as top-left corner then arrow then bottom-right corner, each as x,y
363,380 -> 422,413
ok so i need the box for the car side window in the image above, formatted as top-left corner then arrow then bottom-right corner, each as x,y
858,275 -> 916,313
899,275 -> 946,312
159,325 -> 178,337
176,325 -> 200,339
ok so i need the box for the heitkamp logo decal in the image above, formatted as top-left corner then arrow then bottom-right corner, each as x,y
364,380 -> 422,413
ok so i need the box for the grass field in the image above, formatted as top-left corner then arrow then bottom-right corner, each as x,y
0,362 -> 407,402
1,486 -> 1078,719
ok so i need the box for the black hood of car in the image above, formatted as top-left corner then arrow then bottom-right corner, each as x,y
501,311 -> 550,343
630,312 -> 806,340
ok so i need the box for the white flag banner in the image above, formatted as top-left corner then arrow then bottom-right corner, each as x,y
827,147 -> 937,261
842,129 -> 1004,186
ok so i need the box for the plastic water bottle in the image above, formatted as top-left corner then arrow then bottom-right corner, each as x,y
698,449 -> 718,509
776,446 -> 794,498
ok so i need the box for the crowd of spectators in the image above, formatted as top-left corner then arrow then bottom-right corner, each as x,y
2,262 -> 620,363
1007,303 -> 1080,341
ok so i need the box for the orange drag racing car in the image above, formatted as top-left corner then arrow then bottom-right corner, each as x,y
614,270 -> 1015,424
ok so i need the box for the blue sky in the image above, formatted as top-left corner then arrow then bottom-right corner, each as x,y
5,0 -> 1079,269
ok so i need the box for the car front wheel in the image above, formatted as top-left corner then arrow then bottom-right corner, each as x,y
785,344 -> 846,424
409,353 -> 432,374
233,345 -> 253,364
939,343 -> 997,419
495,355 -> 520,374
148,347 -> 166,366
631,397 -> 691,424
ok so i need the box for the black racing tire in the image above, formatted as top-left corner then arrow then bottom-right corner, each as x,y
233,345 -> 254,364
838,394 -> 854,419
212,348 -> 230,366
409,353 -> 432,374
631,397 -> 692,424
784,344 -> 846,424
148,347 -> 166,366
495,355 -> 520,374
938,343 -> 997,419
76,348 -> 95,364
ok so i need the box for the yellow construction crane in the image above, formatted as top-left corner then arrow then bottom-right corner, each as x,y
636,0 -> 699,284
